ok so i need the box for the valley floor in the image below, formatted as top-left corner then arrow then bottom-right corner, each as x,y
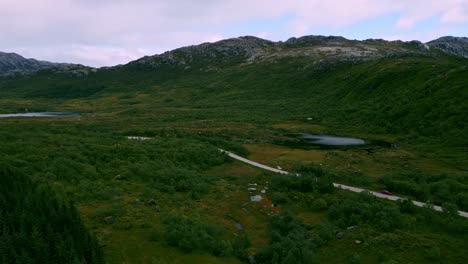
1,117 -> 467,263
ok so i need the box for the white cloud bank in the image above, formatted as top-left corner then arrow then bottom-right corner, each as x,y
0,0 -> 466,66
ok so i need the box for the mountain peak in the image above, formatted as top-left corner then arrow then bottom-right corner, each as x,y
426,36 -> 468,58
0,52 -> 56,76
285,35 -> 348,45
0,52 -> 94,76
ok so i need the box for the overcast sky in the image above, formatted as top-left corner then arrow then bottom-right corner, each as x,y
1,0 -> 467,67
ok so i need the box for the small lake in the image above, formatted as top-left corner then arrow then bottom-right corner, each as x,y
0,112 -> 80,118
273,133 -> 370,150
299,134 -> 366,146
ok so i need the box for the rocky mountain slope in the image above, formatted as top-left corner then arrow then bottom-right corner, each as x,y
1,35 -> 467,76
128,35 -> 467,71
0,52 -> 94,76
0,35 -> 466,152
427,36 -> 468,58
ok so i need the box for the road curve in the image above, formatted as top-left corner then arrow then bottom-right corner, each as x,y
220,149 -> 468,218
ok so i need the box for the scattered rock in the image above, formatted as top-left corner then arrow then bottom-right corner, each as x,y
347,225 -> 358,231
261,190 -> 266,194
242,208 -> 249,214
114,174 -> 126,180
234,222 -> 244,231
104,216 -> 114,224
248,187 -> 257,191
248,255 -> 256,264
146,199 -> 157,206
355,240 -> 362,244
336,232 -> 344,239
250,195 -> 262,202
127,136 -> 151,140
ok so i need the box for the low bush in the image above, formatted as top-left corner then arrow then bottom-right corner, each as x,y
328,192 -> 404,231
256,211 -> 317,264
162,213 -> 231,256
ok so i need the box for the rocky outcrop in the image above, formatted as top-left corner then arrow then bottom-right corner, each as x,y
0,52 -> 94,76
131,36 -> 275,68
131,35 -> 463,71
0,52 -> 56,75
426,36 -> 468,58
2,35 -> 467,76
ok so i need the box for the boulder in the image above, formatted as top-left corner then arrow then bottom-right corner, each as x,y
146,199 -> 157,206
104,216 -> 114,224
336,232 -> 344,239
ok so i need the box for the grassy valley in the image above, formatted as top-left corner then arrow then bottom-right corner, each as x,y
1,36 -> 467,263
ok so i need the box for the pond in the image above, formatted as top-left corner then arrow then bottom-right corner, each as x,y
0,112 -> 80,118
272,133 -> 374,150
299,134 -> 366,146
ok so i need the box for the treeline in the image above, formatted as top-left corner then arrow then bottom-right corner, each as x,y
0,163 -> 103,264
379,172 -> 468,211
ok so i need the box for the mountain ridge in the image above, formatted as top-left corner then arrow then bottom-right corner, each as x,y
130,35 -> 467,69
0,51 -> 95,76
1,35 -> 467,76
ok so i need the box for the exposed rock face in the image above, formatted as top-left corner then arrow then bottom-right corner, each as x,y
131,35 -> 467,71
0,52 -> 94,76
427,36 -> 468,58
0,52 -> 56,75
2,35 -> 467,76
285,35 -> 348,46
131,36 -> 275,68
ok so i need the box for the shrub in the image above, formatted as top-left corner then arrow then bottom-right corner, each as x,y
312,198 -> 328,211
232,234 -> 251,260
328,193 -> 404,231
162,213 -> 229,256
256,211 -> 317,264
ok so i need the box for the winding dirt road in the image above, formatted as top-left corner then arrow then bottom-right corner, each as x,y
220,149 -> 468,218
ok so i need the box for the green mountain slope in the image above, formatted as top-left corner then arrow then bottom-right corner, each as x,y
1,35 -> 468,264
1,37 -> 466,152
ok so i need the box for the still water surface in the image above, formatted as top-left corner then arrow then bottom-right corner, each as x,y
0,112 -> 80,118
299,134 -> 366,146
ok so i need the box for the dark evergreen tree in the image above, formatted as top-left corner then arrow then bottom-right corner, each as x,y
0,163 -> 104,264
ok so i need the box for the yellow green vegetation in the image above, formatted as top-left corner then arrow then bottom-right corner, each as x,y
1,43 -> 467,263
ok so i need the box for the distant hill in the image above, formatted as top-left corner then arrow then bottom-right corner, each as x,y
427,36 -> 468,58
0,35 -> 467,150
0,52 -> 94,76
127,35 -> 467,70
1,35 -> 467,76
